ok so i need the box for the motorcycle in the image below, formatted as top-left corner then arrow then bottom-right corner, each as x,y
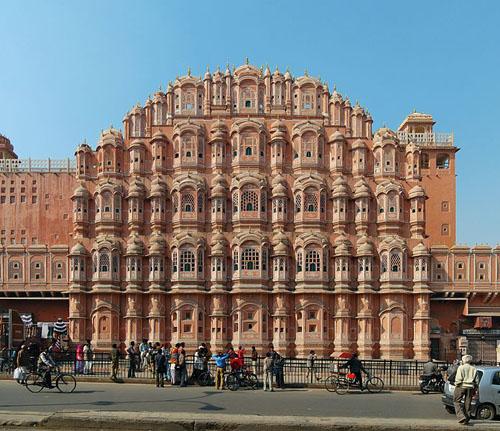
419,366 -> 447,394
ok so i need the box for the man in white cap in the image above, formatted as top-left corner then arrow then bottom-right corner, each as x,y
453,355 -> 477,424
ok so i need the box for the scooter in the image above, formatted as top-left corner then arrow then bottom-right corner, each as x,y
419,366 -> 447,394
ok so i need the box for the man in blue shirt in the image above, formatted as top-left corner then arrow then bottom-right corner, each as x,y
212,351 -> 229,390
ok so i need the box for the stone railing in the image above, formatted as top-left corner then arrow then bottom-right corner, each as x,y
0,158 -> 76,173
397,132 -> 454,147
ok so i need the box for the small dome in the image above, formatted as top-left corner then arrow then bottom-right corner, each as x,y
356,236 -> 373,256
352,139 -> 366,150
70,242 -> 87,255
127,179 -> 145,198
150,176 -> 167,197
409,185 -> 426,199
331,176 -> 350,198
329,130 -> 345,142
412,242 -> 429,256
72,183 -> 89,198
126,234 -> 143,255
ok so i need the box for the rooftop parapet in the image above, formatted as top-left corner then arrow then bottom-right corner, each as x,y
397,131 -> 454,147
0,158 -> 76,173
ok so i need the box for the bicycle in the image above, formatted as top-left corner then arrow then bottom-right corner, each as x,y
331,372 -> 384,394
225,367 -> 258,391
25,367 -> 77,393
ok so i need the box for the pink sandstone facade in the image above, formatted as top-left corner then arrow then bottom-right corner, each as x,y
1,62 -> 499,360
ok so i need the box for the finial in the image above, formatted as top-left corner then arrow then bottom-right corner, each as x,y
245,56 -> 249,65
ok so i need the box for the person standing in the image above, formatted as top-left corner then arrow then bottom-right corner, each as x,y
251,346 -> 258,375
178,342 -> 188,387
306,350 -> 318,382
83,339 -> 93,375
263,352 -> 274,392
169,344 -> 179,385
110,344 -> 119,381
155,345 -> 167,388
127,341 -> 136,378
75,344 -> 84,374
212,351 -> 229,390
453,355 -> 478,425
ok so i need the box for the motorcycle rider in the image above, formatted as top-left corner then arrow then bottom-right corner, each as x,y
422,358 -> 439,378
37,346 -> 57,388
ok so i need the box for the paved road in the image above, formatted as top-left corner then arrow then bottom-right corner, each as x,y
0,380 -> 449,420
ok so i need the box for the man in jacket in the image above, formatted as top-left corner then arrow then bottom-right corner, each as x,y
212,351 -> 229,390
341,351 -> 368,391
155,345 -> 167,388
127,341 -> 136,378
453,355 -> 477,424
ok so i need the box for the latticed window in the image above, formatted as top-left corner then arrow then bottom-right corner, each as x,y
181,193 -> 195,212
305,250 -> 320,272
172,251 -> 178,273
197,249 -> 203,273
233,249 -> 239,270
241,189 -> 258,212
304,191 -> 318,212
295,194 -> 302,213
391,252 -> 401,272
99,252 -> 110,272
172,194 -> 178,213
381,254 -> 388,273
241,247 -> 260,270
232,192 -> 239,213
180,250 -> 195,272
296,252 -> 303,272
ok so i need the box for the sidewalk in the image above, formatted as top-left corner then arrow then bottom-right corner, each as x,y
0,410 -> 498,431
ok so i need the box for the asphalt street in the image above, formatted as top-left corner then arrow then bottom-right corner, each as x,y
0,380 -> 450,420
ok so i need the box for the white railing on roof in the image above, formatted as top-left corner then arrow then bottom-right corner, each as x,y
397,132 -> 454,147
0,158 -> 76,173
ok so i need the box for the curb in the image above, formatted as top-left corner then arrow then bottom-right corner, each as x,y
0,411 -> 498,431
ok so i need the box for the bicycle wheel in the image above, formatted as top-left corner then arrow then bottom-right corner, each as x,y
324,375 -> 337,393
334,377 -> 350,395
56,374 -> 76,393
225,373 -> 239,391
246,373 -> 258,390
198,371 -> 212,387
25,373 -> 44,393
365,376 -> 384,394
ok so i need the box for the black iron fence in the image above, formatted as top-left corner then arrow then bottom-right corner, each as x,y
3,350 -> 495,388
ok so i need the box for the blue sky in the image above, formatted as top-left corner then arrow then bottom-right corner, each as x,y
0,0 -> 499,245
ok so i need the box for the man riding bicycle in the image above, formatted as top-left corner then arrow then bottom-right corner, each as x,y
340,351 -> 368,391
37,346 -> 57,389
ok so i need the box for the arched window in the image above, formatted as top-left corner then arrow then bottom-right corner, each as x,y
241,188 -> 258,212
99,250 -> 110,272
304,190 -> 318,212
305,250 -> 320,272
390,252 -> 401,272
181,193 -> 195,212
180,249 -> 195,272
241,247 -> 260,270
295,194 -> 302,213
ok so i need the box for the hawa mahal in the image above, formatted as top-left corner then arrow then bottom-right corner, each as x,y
1,61 -> 499,360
